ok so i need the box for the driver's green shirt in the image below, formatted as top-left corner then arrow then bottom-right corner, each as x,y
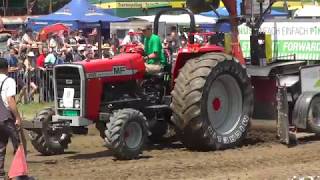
144,34 -> 166,65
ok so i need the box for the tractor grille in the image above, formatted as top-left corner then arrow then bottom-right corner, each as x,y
54,65 -> 84,117
55,66 -> 81,99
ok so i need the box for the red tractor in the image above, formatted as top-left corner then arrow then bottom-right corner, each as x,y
23,0 -> 320,159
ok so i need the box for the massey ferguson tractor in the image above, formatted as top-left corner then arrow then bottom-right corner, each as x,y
22,0 -> 320,159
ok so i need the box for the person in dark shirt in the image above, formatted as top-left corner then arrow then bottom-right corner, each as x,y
73,46 -> 86,62
109,33 -> 120,55
5,49 -> 18,79
77,30 -> 87,45
64,49 -> 74,63
65,31 -> 78,48
168,26 -> 180,54
6,49 -> 26,104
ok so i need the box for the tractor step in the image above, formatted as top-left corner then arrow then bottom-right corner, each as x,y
145,104 -> 170,110
22,120 -> 43,130
22,119 -> 71,130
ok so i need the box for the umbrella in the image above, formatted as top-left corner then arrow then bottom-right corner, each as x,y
39,23 -> 69,41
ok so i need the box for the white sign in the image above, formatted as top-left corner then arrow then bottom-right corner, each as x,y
239,22 -> 320,40
63,88 -> 74,108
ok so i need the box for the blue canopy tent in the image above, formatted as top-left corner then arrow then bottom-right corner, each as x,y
28,0 -> 127,31
201,9 -> 287,18
200,0 -> 288,32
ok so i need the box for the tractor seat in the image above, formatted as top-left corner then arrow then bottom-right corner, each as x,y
145,64 -> 171,80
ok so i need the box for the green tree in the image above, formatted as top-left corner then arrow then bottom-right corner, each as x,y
34,0 -> 71,14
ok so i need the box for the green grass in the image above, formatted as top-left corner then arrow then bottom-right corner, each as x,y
18,102 -> 53,120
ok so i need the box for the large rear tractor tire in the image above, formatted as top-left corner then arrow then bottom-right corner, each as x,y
105,109 -> 148,160
29,108 -> 71,155
171,53 -> 254,150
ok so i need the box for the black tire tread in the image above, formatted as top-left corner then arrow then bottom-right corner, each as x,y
171,52 -> 253,150
105,108 -> 148,160
171,53 -> 228,128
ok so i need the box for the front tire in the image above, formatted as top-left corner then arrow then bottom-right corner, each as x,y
171,53 -> 254,150
105,109 -> 148,160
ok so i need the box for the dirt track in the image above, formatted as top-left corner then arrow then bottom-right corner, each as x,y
5,120 -> 320,180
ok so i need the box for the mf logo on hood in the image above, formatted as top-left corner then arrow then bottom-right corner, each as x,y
66,79 -> 73,85
86,66 -> 138,79
113,66 -> 127,75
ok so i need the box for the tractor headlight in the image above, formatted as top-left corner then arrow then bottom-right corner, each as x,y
74,100 -> 80,109
59,99 -> 64,108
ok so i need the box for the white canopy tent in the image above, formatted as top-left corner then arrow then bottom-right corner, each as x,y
294,5 -> 320,17
129,14 -> 217,25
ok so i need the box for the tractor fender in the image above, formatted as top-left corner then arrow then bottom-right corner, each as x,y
172,46 -> 224,81
292,91 -> 320,129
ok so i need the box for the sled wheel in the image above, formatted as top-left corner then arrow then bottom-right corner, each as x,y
29,108 -> 71,155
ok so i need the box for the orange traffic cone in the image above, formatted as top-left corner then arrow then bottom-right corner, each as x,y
8,145 -> 28,179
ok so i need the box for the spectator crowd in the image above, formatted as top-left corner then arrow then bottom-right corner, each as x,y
1,28 -> 122,103
0,25 -> 201,104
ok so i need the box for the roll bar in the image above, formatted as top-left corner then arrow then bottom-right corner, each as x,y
153,8 -> 196,44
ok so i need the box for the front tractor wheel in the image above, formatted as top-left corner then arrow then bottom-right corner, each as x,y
29,108 -> 71,155
105,109 -> 148,160
171,53 -> 254,150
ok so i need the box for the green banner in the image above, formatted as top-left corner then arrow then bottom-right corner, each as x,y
240,40 -> 320,60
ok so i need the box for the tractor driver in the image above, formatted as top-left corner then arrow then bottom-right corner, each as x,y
141,25 -> 167,74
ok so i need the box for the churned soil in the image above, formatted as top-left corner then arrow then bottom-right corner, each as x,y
5,120 -> 320,180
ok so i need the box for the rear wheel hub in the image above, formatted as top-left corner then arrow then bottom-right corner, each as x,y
207,74 -> 242,135
212,98 -> 221,111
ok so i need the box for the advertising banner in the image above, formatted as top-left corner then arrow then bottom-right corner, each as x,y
239,21 -> 320,60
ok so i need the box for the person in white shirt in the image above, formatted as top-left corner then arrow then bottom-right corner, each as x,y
121,29 -> 140,46
21,29 -> 33,45
19,28 -> 34,55
0,58 -> 22,179
6,33 -> 20,50
49,33 -> 58,52
0,61 -> 18,110
23,52 -> 38,101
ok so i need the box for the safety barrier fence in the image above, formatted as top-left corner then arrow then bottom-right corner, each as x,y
9,68 -> 54,104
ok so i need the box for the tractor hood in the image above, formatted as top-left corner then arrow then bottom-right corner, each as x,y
75,53 -> 146,82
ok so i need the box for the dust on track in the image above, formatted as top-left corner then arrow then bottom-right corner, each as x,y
5,120 -> 320,180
